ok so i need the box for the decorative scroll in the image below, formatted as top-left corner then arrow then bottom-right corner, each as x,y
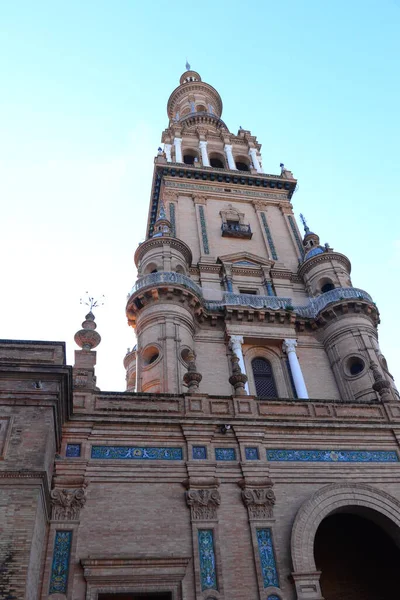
169,202 -> 176,236
242,487 -> 276,520
198,205 -> 210,254
50,488 -> 87,521
186,489 -> 221,520
215,448 -> 236,461
256,528 -> 279,589
267,449 -> 399,462
66,443 -> 81,457
287,215 -> 304,257
193,446 -> 207,459
198,529 -> 218,591
49,530 -> 72,594
260,213 -> 278,260
91,446 -> 183,460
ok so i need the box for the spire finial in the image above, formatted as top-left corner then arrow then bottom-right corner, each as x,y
300,213 -> 310,234
185,58 -> 191,71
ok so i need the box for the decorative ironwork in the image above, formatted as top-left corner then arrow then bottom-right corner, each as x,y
91,446 -> 183,460
193,446 -> 207,459
266,449 -> 399,462
80,292 -> 105,311
221,222 -> 252,239
66,443 -> 81,458
256,528 -> 279,588
215,448 -> 236,461
260,213 -> 278,260
49,530 -> 72,594
130,271 -> 203,298
245,447 -> 259,460
169,202 -> 176,236
288,215 -> 304,257
295,287 -> 374,318
252,358 -> 278,398
198,529 -> 218,591
198,205 -> 210,254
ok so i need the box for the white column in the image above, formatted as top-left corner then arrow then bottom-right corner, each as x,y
229,335 -> 249,393
224,144 -> 237,170
164,143 -> 172,162
249,147 -> 263,173
283,339 -> 309,399
199,140 -> 210,167
174,137 -> 183,163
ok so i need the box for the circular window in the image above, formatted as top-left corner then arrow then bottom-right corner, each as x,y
142,345 -> 160,367
347,356 -> 365,376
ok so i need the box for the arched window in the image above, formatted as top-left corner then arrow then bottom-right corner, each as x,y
183,149 -> 198,165
321,282 -> 335,293
252,358 -> 278,398
209,153 -> 225,169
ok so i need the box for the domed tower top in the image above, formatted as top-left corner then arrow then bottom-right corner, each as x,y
300,214 -> 322,258
167,64 -> 223,122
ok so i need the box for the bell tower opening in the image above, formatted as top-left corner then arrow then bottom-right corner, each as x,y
314,512 -> 400,599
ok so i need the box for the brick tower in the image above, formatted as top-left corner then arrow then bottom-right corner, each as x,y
1,67 -> 400,600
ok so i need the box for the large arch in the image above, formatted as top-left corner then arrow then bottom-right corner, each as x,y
291,482 -> 400,574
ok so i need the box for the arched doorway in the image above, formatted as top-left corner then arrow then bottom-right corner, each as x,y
314,511 -> 400,599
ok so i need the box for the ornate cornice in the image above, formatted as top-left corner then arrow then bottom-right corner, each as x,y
298,251 -> 351,277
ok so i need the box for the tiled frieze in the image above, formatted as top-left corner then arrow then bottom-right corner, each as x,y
245,447 -> 259,460
256,528 -> 279,589
91,446 -> 183,460
49,530 -> 73,594
215,447 -> 236,461
287,215 -> 305,257
267,449 -> 399,462
169,202 -> 176,235
66,443 -> 81,457
260,212 -> 278,260
192,445 -> 207,459
198,529 -> 218,591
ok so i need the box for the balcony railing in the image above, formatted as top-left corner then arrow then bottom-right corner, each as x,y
129,271 -> 203,298
221,222 -> 252,239
129,274 -> 373,319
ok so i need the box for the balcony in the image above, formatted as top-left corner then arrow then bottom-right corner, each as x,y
221,222 -> 253,239
129,271 -> 203,299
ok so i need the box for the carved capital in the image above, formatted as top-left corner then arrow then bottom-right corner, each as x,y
241,485 -> 275,520
186,488 -> 221,521
192,194 -> 207,205
50,487 -> 87,521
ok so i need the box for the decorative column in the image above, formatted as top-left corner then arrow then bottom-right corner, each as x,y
229,335 -> 249,394
283,339 -> 309,399
224,144 -> 237,170
164,143 -> 172,162
249,147 -> 263,173
174,137 -> 183,163
199,140 -> 210,167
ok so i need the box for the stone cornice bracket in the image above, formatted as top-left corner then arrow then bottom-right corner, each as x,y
239,478 -> 276,520
50,486 -> 87,521
186,487 -> 221,521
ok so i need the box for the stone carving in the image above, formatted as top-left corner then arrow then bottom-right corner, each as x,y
241,486 -> 276,519
229,353 -> 248,395
183,351 -> 202,393
371,362 -> 392,402
51,487 -> 87,521
186,488 -> 221,520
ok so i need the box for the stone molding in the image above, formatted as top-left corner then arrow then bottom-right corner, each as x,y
298,251 -> 351,277
50,487 -> 87,521
134,236 -> 192,268
291,482 -> 400,574
186,488 -> 221,520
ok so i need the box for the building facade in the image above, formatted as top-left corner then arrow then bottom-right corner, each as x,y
1,68 -> 400,600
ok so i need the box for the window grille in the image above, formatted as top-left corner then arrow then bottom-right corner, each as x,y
252,358 -> 278,398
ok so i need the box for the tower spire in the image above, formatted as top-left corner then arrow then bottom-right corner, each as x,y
185,58 -> 191,71
300,213 -> 310,235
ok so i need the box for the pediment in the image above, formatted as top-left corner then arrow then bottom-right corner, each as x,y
218,252 -> 274,268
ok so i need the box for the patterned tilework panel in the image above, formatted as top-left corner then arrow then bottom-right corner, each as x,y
66,443 -> 81,457
49,530 -> 72,594
215,448 -> 236,461
287,215 -> 304,257
169,202 -> 176,236
198,529 -> 217,591
267,449 -> 399,462
260,213 -> 278,260
91,446 -> 183,460
198,205 -> 210,254
267,596 -> 281,600
193,446 -> 207,459
245,447 -> 259,460
256,528 -> 279,589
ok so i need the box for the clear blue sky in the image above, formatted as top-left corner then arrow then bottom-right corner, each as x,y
0,0 -> 399,390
